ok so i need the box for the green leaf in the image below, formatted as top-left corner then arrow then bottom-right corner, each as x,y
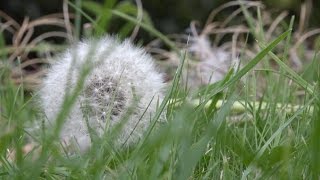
205,30 -> 291,100
81,1 -> 103,14
115,1 -> 153,26
111,10 -> 178,51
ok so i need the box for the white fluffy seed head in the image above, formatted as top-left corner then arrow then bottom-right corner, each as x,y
39,36 -> 166,152
187,35 -> 239,87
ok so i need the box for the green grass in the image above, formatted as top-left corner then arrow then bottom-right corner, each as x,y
0,1 -> 320,179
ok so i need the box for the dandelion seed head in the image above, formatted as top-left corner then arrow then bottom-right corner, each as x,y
39,35 -> 166,152
185,35 -> 238,87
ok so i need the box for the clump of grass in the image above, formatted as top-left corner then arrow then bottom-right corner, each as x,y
0,9 -> 72,91
0,0 -> 319,179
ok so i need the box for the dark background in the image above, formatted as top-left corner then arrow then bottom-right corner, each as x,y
0,0 -> 318,36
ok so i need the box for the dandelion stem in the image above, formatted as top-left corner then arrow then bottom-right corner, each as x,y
170,99 -> 314,115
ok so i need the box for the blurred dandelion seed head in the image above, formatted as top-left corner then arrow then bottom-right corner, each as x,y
188,35 -> 235,85
39,36 -> 166,152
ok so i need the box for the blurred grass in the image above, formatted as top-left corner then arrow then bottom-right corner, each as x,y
0,0 -> 319,179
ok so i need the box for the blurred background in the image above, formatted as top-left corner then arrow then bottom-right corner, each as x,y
0,0 -> 318,36
0,0 -> 319,91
